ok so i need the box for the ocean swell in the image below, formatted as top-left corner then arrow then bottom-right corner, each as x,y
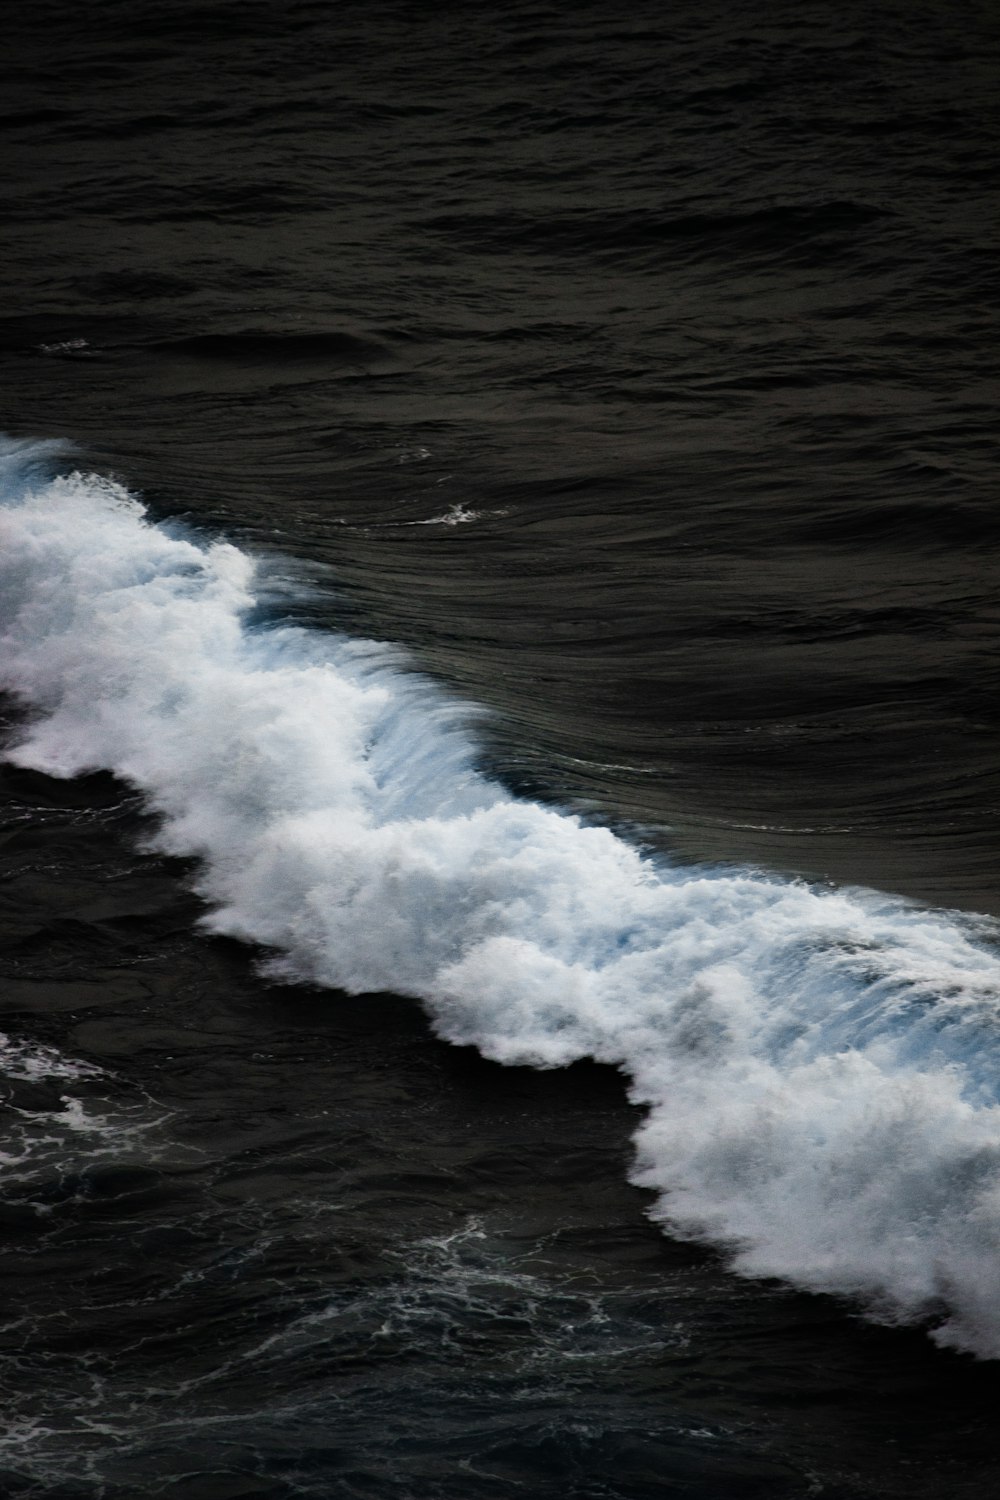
3,437 -> 1000,1357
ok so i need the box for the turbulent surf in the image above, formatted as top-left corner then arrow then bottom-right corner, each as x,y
4,437 -> 1000,1361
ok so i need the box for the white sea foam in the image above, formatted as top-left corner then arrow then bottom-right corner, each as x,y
0,1031 -> 104,1086
3,437 -> 1000,1356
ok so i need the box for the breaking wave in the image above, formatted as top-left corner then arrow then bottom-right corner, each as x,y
3,436 -> 1000,1357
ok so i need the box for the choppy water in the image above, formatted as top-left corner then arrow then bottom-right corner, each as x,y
3,1 -> 1000,1496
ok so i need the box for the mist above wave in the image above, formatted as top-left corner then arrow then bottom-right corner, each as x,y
3,438 -> 1000,1358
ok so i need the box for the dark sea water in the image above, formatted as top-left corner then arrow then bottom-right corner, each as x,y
3,1 -> 1000,1496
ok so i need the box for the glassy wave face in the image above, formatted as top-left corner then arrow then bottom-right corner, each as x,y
4,438 -> 1000,1360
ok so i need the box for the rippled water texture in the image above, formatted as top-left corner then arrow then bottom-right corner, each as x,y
3,1 -> 1000,1496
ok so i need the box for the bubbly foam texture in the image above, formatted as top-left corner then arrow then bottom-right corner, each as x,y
4,438 -> 1000,1356
0,1023 -> 168,1197
0,1031 -> 104,1086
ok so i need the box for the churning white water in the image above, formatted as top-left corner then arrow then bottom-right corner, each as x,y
3,437 -> 1000,1357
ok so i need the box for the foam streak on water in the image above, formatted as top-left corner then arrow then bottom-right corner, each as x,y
3,438 -> 1000,1358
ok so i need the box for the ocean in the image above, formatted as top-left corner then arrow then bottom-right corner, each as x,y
3,1 -> 1000,1495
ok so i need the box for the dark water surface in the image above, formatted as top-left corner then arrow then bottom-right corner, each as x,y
3,1 -> 1000,1495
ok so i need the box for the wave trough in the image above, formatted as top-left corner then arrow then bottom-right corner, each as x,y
3,437 -> 1000,1358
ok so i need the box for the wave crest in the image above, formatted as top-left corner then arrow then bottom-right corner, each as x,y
3,438 -> 1000,1357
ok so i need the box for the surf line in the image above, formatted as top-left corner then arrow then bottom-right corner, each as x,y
3,436 -> 1000,1358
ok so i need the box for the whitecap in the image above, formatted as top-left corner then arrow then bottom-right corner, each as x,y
3,437 -> 1000,1356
